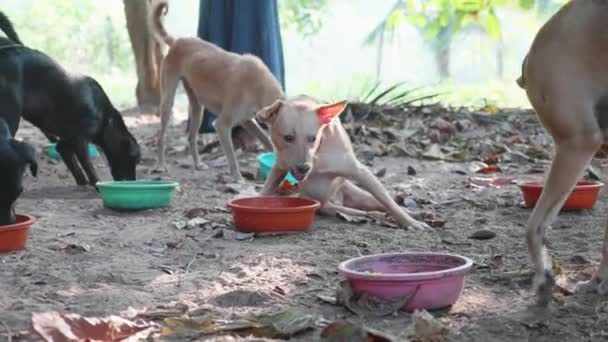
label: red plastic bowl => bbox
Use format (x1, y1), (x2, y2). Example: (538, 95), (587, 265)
(0, 214), (35, 253)
(227, 196), (320, 233)
(519, 181), (603, 210)
(339, 252), (473, 311)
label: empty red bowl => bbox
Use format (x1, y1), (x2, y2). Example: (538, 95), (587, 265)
(227, 196), (320, 233)
(339, 252), (473, 311)
(0, 214), (35, 253)
(519, 181), (603, 210)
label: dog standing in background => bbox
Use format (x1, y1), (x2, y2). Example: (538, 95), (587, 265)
(149, 0), (282, 181)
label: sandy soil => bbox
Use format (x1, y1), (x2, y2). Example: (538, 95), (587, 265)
(2, 102), (608, 341)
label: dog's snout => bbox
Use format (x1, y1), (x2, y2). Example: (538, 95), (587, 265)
(296, 163), (311, 174)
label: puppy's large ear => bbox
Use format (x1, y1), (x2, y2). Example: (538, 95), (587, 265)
(256, 99), (283, 123)
(316, 101), (348, 125)
(11, 140), (38, 177)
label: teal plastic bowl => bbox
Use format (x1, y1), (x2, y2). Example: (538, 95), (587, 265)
(256, 152), (298, 184)
(47, 143), (99, 160)
(96, 181), (179, 211)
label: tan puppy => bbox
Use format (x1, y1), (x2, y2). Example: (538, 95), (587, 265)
(149, 0), (282, 180)
(518, 0), (608, 305)
(257, 95), (429, 230)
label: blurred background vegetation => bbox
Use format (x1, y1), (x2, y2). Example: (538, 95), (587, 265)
(2, 0), (566, 110)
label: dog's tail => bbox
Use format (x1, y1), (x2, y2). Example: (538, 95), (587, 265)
(516, 54), (528, 89)
(0, 11), (22, 45)
(149, 0), (175, 47)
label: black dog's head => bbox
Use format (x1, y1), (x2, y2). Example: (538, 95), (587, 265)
(100, 112), (141, 181)
(0, 119), (37, 225)
(82, 77), (141, 182)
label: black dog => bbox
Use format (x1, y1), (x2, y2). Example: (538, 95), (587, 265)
(0, 12), (140, 186)
(0, 118), (36, 225)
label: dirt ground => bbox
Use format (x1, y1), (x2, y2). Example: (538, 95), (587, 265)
(2, 101), (608, 341)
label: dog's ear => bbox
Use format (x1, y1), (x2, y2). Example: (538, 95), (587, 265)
(316, 101), (348, 125)
(256, 99), (283, 123)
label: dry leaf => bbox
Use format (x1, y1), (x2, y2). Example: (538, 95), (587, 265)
(336, 280), (420, 316)
(336, 212), (368, 224)
(468, 229), (497, 240)
(405, 310), (450, 342)
(468, 177), (514, 189)
(422, 144), (446, 160)
(49, 243), (91, 253)
(320, 320), (395, 342)
(32, 311), (156, 342)
(162, 308), (315, 339)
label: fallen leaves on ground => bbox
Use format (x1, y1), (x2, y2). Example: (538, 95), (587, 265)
(335, 280), (419, 316)
(48, 243), (91, 253)
(405, 310), (451, 342)
(467, 177), (514, 189)
(213, 228), (255, 241)
(173, 217), (211, 230)
(161, 307), (316, 339)
(468, 229), (497, 240)
(320, 320), (396, 342)
(32, 311), (157, 342)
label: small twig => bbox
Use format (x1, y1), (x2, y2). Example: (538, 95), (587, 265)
(184, 253), (197, 274)
(177, 253), (197, 288)
(0, 319), (12, 342)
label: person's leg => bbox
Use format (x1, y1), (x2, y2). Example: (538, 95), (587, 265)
(195, 0), (285, 134)
(195, 0), (233, 133)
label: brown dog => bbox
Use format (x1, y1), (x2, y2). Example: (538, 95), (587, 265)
(149, 0), (282, 180)
(257, 95), (429, 229)
(518, 0), (608, 305)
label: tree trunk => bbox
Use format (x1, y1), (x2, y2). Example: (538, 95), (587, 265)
(124, 0), (161, 109)
(434, 44), (451, 80)
(496, 35), (504, 80)
(375, 24), (385, 81)
(433, 27), (452, 81)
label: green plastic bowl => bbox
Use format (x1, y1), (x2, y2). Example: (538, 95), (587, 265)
(96, 181), (179, 211)
(47, 143), (99, 160)
(256, 152), (298, 184)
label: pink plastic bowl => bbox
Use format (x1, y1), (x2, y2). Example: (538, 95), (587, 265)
(338, 252), (473, 311)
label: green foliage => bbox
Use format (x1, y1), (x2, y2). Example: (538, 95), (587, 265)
(5, 0), (136, 106)
(359, 82), (440, 107)
(279, 0), (327, 38)
(393, 0), (569, 42)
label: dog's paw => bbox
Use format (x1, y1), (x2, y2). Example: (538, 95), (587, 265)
(533, 269), (555, 307)
(406, 219), (431, 230)
(575, 276), (608, 295)
(194, 162), (209, 171)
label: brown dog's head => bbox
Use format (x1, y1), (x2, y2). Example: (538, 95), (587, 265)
(256, 95), (347, 181)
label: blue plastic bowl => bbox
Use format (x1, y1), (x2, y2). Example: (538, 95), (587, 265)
(47, 143), (99, 160)
(256, 152), (298, 184)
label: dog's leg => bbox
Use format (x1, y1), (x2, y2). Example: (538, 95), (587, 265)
(242, 119), (273, 151)
(154, 63), (180, 172)
(183, 81), (204, 170)
(215, 115), (242, 181)
(576, 220), (608, 294)
(527, 139), (600, 305)
(318, 200), (369, 217)
(56, 140), (88, 185)
(340, 180), (386, 212)
(73, 140), (99, 186)
(345, 162), (428, 229)
(261, 165), (288, 195)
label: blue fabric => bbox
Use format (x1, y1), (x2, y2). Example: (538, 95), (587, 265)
(196, 0), (285, 133)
